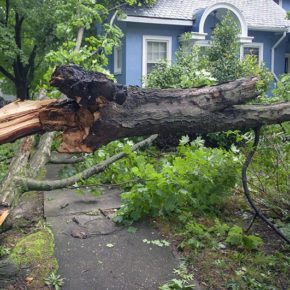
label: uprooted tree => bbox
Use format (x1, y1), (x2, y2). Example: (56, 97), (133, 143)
(2, 65), (289, 151)
(0, 64), (289, 205)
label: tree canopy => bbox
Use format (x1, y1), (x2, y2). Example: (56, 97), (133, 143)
(0, 0), (156, 100)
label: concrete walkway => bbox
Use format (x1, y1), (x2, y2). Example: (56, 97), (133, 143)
(44, 164), (182, 290)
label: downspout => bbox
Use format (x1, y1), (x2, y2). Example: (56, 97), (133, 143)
(271, 31), (287, 81)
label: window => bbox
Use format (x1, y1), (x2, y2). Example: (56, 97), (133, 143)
(114, 46), (122, 74)
(143, 36), (172, 77)
(240, 43), (263, 64)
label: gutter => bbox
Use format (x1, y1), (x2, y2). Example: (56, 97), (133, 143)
(271, 31), (287, 81)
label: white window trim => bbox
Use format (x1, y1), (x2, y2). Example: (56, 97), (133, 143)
(142, 35), (172, 78)
(240, 42), (264, 64)
(114, 46), (122, 75)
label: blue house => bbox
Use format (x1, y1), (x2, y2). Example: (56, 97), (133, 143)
(108, 0), (290, 86)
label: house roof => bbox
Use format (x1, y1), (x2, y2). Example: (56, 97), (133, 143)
(124, 0), (290, 31)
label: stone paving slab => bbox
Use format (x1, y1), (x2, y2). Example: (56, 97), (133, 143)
(44, 187), (185, 290)
(44, 186), (122, 217)
(47, 213), (178, 290)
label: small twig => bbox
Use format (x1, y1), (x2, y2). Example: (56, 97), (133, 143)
(242, 126), (290, 244)
(0, 156), (13, 163)
(245, 213), (258, 233)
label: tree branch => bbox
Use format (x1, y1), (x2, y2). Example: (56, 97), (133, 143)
(25, 45), (37, 83)
(15, 13), (24, 49)
(74, 27), (84, 52)
(0, 66), (15, 83)
(0, 66), (289, 152)
(16, 134), (158, 191)
(5, 0), (10, 26)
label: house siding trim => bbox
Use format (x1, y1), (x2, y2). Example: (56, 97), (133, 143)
(121, 16), (193, 26)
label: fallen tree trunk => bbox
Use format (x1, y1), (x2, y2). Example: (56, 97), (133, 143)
(0, 65), (289, 153)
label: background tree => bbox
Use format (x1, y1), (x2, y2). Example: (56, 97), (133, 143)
(0, 0), (156, 100)
(0, 0), (61, 100)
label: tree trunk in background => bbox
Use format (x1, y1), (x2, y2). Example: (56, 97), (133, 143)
(14, 76), (29, 101)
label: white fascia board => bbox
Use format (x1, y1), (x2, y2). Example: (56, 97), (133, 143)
(120, 16), (193, 26)
(248, 25), (288, 32)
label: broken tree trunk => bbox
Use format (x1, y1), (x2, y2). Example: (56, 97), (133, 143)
(1, 65), (289, 153)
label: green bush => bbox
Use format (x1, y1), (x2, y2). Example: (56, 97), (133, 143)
(225, 225), (263, 250)
(144, 46), (215, 89)
(207, 13), (242, 82)
(115, 138), (240, 223)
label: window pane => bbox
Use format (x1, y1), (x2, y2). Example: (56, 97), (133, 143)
(147, 41), (168, 63)
(147, 42), (153, 62)
(147, 63), (156, 74)
(243, 47), (260, 62)
(114, 46), (122, 73)
(117, 47), (122, 69)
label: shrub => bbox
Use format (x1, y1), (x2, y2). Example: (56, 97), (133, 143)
(225, 225), (263, 250)
(115, 138), (240, 223)
(207, 13), (242, 82)
(144, 46), (215, 89)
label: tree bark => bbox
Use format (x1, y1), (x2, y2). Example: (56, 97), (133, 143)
(0, 136), (34, 206)
(0, 65), (289, 152)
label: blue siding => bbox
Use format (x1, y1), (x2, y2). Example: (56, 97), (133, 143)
(286, 34), (290, 54)
(249, 30), (287, 76)
(192, 9), (205, 32)
(282, 0), (290, 11)
(124, 22), (190, 86)
(107, 10), (289, 86)
(108, 22), (127, 84)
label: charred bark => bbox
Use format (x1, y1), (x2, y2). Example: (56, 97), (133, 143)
(0, 65), (289, 153)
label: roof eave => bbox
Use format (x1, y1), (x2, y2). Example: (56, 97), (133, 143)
(119, 15), (193, 26)
(248, 25), (289, 32)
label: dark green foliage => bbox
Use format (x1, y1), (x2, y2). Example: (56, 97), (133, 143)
(0, 143), (18, 183)
(207, 13), (242, 82)
(248, 124), (290, 221)
(114, 139), (240, 223)
(0, 0), (156, 99)
(225, 225), (263, 250)
(145, 46), (215, 89)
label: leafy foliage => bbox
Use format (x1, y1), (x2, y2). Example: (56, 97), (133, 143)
(0, 143), (18, 183)
(225, 226), (263, 250)
(114, 139), (240, 223)
(272, 74), (290, 101)
(0, 0), (156, 98)
(44, 272), (64, 290)
(145, 13), (272, 95)
(206, 13), (241, 83)
(248, 124), (289, 221)
(0, 246), (11, 258)
(144, 46), (215, 89)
